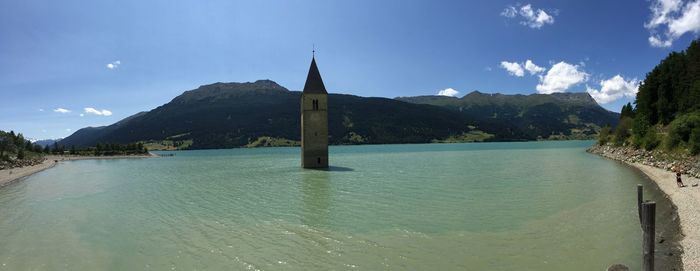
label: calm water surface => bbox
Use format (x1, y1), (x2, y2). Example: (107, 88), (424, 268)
(0, 141), (676, 270)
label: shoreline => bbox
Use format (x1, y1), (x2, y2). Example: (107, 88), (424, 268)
(0, 154), (157, 188)
(590, 145), (699, 270)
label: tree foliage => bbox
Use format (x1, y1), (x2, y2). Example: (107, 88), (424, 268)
(635, 39), (700, 127)
(0, 130), (44, 161)
(619, 39), (700, 155)
(598, 126), (611, 145)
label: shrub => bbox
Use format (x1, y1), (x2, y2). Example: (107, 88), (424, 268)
(691, 127), (700, 155)
(642, 128), (661, 151)
(666, 113), (700, 150)
(614, 117), (633, 146)
(598, 126), (611, 145)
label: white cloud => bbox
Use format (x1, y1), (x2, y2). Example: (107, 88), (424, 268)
(586, 75), (640, 104)
(500, 59), (544, 76)
(645, 0), (700, 47)
(536, 62), (589, 94)
(437, 88), (460, 97)
(84, 107), (113, 116)
(502, 4), (555, 29)
(66, 128), (72, 132)
(500, 61), (525, 77)
(106, 60), (121, 69)
(501, 6), (517, 18)
(524, 59), (545, 75)
(649, 35), (674, 47)
(79, 113), (84, 117)
(38, 108), (44, 112)
(54, 108), (71, 113)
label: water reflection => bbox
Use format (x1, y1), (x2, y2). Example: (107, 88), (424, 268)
(300, 170), (332, 228)
(325, 166), (354, 172)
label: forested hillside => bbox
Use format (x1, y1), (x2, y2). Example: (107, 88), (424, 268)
(601, 39), (700, 155)
(397, 91), (619, 140)
(60, 80), (620, 149)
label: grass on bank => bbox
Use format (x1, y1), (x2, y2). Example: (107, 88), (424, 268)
(140, 139), (193, 151)
(245, 136), (300, 147)
(432, 130), (495, 143)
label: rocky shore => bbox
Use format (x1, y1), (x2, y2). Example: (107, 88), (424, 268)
(0, 157), (45, 170)
(589, 144), (700, 270)
(588, 144), (700, 178)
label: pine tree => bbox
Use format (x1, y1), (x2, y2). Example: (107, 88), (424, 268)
(17, 148), (25, 160)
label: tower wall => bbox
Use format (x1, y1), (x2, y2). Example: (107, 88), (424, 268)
(301, 93), (328, 168)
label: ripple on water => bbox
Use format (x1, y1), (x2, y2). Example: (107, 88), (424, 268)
(0, 142), (681, 270)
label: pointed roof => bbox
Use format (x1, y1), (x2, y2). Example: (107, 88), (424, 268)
(303, 57), (327, 94)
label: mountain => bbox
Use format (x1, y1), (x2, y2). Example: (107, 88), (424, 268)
(396, 91), (619, 140)
(33, 139), (61, 147)
(61, 80), (484, 149)
(60, 80), (619, 149)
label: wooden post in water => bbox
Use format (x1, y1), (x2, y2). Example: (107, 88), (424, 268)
(641, 201), (656, 271)
(637, 184), (643, 223)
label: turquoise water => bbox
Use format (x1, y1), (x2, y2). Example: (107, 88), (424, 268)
(0, 141), (676, 270)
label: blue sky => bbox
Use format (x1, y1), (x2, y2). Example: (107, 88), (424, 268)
(1, 0), (699, 140)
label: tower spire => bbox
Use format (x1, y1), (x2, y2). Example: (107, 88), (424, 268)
(302, 54), (327, 94)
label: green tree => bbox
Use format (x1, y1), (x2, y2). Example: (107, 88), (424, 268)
(0, 137), (7, 158)
(690, 127), (700, 155)
(620, 103), (635, 119)
(642, 128), (661, 151)
(15, 133), (25, 147)
(598, 126), (611, 145)
(614, 117), (633, 146)
(17, 148), (25, 160)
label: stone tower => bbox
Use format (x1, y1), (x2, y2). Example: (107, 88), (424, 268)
(301, 56), (329, 168)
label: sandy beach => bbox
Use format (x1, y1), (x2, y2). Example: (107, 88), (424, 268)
(0, 154), (156, 188)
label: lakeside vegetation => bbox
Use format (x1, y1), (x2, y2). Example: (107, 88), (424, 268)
(432, 130), (495, 143)
(245, 136), (299, 147)
(0, 130), (45, 168)
(0, 129), (151, 170)
(140, 139), (193, 151)
(599, 39), (700, 156)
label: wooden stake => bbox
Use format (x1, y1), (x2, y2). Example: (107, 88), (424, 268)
(637, 184), (643, 224)
(641, 201), (656, 271)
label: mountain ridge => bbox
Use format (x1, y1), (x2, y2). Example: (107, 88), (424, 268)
(60, 80), (619, 149)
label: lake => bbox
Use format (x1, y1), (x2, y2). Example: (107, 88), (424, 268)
(0, 141), (677, 270)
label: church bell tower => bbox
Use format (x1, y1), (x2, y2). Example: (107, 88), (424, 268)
(301, 55), (329, 168)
